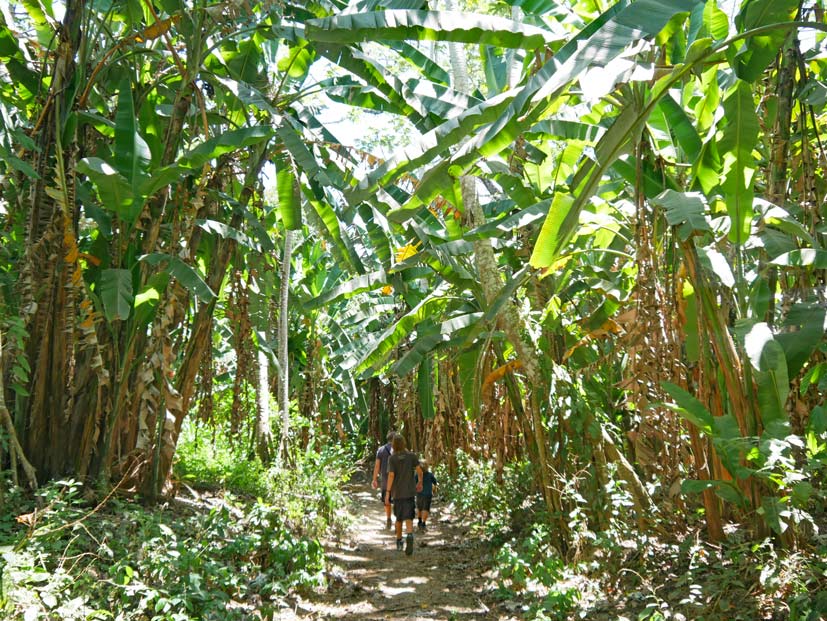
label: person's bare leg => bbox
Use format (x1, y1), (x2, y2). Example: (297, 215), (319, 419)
(421, 509), (429, 526)
(404, 518), (414, 555)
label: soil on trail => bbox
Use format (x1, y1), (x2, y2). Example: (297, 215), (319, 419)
(277, 482), (503, 621)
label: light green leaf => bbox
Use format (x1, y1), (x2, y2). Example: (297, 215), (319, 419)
(306, 10), (562, 49)
(770, 248), (827, 268)
(719, 80), (758, 244)
(275, 153), (302, 230)
(77, 158), (137, 222)
(652, 190), (712, 240)
(178, 126), (274, 169)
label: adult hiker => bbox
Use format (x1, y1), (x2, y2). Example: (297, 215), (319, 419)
(385, 433), (423, 555)
(371, 430), (396, 529)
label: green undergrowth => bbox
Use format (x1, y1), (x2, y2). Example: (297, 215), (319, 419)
(438, 452), (827, 621)
(0, 426), (354, 620)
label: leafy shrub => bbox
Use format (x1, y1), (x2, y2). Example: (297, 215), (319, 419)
(494, 523), (580, 620)
(0, 479), (327, 621)
(436, 450), (536, 542)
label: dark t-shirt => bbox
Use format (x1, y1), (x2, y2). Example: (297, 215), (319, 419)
(416, 471), (438, 497)
(388, 450), (419, 499)
(376, 443), (392, 489)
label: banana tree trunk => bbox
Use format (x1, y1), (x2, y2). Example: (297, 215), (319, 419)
(278, 229), (297, 464)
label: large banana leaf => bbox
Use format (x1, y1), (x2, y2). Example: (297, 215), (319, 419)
(353, 282), (452, 375)
(139, 253), (216, 302)
(733, 0), (798, 82)
(349, 0), (701, 218)
(718, 80), (758, 245)
(275, 153), (303, 230)
(305, 11), (562, 49)
(744, 322), (790, 434)
(114, 77), (151, 192)
(391, 312), (483, 376)
(99, 268), (134, 322)
(418, 355), (435, 420)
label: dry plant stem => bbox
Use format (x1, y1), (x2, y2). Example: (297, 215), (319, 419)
(0, 334), (38, 489)
(31, 467), (132, 539)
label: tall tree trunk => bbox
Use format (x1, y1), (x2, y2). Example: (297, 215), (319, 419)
(443, 0), (564, 543)
(278, 229), (297, 464)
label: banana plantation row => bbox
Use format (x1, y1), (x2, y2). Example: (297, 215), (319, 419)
(0, 0), (825, 552)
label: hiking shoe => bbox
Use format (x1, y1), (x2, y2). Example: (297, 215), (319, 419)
(396, 538), (403, 551)
(386, 518), (392, 530)
(421, 523), (427, 531)
(405, 533), (414, 556)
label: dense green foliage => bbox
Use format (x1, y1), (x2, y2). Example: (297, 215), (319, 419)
(2, 0), (827, 618)
(439, 455), (827, 621)
(0, 435), (354, 620)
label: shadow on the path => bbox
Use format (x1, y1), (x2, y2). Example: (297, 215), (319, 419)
(283, 485), (498, 621)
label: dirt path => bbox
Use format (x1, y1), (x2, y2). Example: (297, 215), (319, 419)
(277, 482), (504, 621)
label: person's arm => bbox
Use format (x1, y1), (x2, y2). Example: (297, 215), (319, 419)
(385, 471), (395, 505)
(415, 465), (424, 493)
(372, 457), (381, 489)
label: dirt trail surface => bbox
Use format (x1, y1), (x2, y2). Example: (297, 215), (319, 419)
(276, 483), (503, 621)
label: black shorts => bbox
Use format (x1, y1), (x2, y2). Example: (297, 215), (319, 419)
(393, 497), (416, 521)
(380, 489), (392, 505)
(416, 495), (432, 512)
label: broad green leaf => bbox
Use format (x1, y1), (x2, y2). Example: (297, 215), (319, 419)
(305, 11), (562, 50)
(662, 381), (715, 434)
(465, 199), (551, 241)
(656, 93), (701, 162)
(275, 154), (302, 230)
(196, 219), (259, 251)
(178, 126), (274, 169)
(770, 248), (827, 268)
(758, 495), (788, 535)
(212, 76), (279, 115)
(530, 193), (575, 269)
(483, 45), (509, 95)
(760, 202), (817, 247)
(349, 1), (702, 210)
(354, 283), (451, 374)
(77, 158), (137, 222)
(99, 269), (134, 322)
(385, 40), (450, 85)
(744, 322), (789, 429)
(391, 312), (483, 376)
(719, 80), (758, 244)
(703, 0), (729, 40)
(696, 246), (734, 288)
(114, 77), (151, 190)
(139, 253), (216, 302)
(734, 0), (798, 82)
(305, 182), (365, 275)
(304, 270), (389, 310)
(313, 43), (427, 129)
(776, 305), (827, 377)
(277, 43), (314, 79)
(418, 357), (435, 420)
(682, 479), (746, 507)
(653, 191), (712, 241)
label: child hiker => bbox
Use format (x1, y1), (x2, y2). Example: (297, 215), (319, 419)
(371, 431), (396, 530)
(415, 459), (438, 531)
(385, 433), (423, 555)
